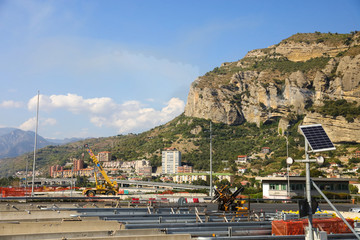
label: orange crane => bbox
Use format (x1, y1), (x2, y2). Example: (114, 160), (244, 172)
(82, 144), (118, 197)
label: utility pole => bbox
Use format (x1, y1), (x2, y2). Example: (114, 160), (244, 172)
(286, 125), (290, 198)
(209, 121), (213, 197)
(31, 91), (40, 197)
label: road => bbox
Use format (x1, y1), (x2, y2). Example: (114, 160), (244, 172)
(246, 202), (357, 213)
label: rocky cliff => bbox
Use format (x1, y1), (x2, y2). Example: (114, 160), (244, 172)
(185, 32), (360, 143)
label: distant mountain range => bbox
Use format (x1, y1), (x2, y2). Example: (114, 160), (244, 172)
(0, 128), (82, 159)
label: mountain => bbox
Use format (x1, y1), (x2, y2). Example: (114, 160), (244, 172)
(1, 32), (359, 177)
(0, 128), (18, 136)
(0, 129), (52, 159)
(45, 137), (84, 145)
(0, 128), (83, 159)
(184, 32), (360, 143)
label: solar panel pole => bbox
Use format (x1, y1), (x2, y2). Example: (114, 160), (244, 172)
(305, 140), (314, 240)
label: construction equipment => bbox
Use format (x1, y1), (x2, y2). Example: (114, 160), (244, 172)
(82, 144), (119, 197)
(213, 185), (247, 212)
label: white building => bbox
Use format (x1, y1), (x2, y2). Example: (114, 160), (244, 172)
(256, 176), (353, 199)
(162, 148), (181, 174)
(173, 173), (233, 184)
(235, 155), (248, 164)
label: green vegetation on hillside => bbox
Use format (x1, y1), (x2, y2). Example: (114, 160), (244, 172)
(202, 56), (330, 89)
(312, 99), (360, 122)
(0, 113), (309, 178)
(243, 56), (330, 73)
(281, 32), (355, 46)
(1, 112), (357, 178)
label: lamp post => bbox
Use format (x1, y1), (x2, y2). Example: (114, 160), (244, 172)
(209, 121), (213, 197)
(286, 125), (290, 198)
(287, 153), (325, 240)
(31, 91), (40, 197)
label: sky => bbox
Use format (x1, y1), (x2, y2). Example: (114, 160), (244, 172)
(0, 0), (359, 140)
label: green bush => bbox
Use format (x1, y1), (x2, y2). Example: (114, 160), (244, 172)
(316, 99), (360, 122)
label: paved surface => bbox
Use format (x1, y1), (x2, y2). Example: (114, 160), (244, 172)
(247, 203), (358, 212)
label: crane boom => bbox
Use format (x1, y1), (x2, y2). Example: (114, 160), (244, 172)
(82, 144), (118, 196)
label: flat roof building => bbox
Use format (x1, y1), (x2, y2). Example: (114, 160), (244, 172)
(162, 148), (181, 174)
(256, 176), (355, 199)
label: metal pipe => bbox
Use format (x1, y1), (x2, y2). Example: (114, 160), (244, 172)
(167, 229), (272, 237)
(305, 140), (313, 240)
(125, 221), (271, 229)
(311, 179), (360, 240)
(31, 91), (40, 197)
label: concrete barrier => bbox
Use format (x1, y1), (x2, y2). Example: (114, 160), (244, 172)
(0, 210), (78, 221)
(0, 220), (121, 235)
(62, 234), (192, 240)
(0, 229), (164, 240)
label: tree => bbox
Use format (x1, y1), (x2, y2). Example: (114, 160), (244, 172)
(192, 179), (208, 186)
(216, 179), (231, 188)
(300, 169), (325, 177)
(349, 184), (359, 194)
(76, 176), (90, 187)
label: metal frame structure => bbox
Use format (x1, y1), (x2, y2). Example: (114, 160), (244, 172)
(289, 124), (337, 240)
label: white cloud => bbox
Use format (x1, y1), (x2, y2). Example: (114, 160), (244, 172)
(0, 100), (23, 108)
(18, 117), (57, 131)
(106, 97), (185, 133)
(28, 93), (117, 114)
(26, 93), (185, 134)
(18, 117), (36, 131)
(43, 118), (57, 126)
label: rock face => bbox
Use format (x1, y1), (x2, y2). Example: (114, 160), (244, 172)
(303, 113), (360, 143)
(184, 32), (360, 143)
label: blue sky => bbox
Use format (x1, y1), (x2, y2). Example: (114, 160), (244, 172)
(0, 0), (359, 139)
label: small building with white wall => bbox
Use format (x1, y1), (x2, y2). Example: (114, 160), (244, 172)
(256, 176), (353, 199)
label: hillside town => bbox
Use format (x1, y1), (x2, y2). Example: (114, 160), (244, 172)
(11, 146), (357, 198)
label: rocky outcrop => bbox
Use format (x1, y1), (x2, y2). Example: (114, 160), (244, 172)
(274, 42), (348, 62)
(184, 81), (244, 125)
(184, 32), (360, 143)
(303, 112), (360, 143)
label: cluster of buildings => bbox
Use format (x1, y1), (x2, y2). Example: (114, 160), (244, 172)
(48, 146), (360, 195)
(50, 159), (93, 178)
(49, 146), (268, 182)
(50, 152), (152, 178)
(44, 145), (360, 199)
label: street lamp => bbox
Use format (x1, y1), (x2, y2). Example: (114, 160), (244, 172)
(285, 125), (290, 198)
(288, 124), (336, 240)
(209, 121), (213, 197)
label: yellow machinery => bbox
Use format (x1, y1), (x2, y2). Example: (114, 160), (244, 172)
(213, 185), (247, 212)
(82, 144), (119, 197)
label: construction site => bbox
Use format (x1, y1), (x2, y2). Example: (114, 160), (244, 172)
(2, 128), (360, 240)
(1, 186), (360, 240)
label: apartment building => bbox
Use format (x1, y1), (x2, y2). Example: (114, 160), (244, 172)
(98, 151), (111, 162)
(162, 148), (181, 174)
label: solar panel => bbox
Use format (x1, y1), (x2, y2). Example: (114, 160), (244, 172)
(300, 124), (336, 152)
